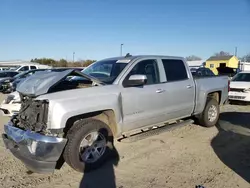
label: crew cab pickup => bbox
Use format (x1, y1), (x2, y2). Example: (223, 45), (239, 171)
(2, 55), (229, 173)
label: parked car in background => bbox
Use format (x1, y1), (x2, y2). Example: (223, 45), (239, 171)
(2, 55), (229, 174)
(191, 67), (215, 77)
(0, 71), (19, 81)
(229, 71), (250, 102)
(9, 64), (51, 72)
(217, 67), (238, 80)
(0, 67), (10, 71)
(0, 91), (20, 116)
(0, 69), (48, 93)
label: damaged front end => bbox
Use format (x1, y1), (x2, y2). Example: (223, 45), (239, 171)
(11, 94), (49, 133)
(2, 69), (103, 173)
(2, 92), (67, 173)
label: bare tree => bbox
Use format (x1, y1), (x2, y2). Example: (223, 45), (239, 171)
(241, 53), (250, 62)
(214, 51), (231, 56)
(186, 55), (202, 61)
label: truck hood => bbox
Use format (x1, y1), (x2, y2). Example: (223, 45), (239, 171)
(16, 69), (104, 97)
(230, 81), (250, 89)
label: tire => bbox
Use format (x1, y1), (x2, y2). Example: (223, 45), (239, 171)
(197, 98), (220, 127)
(63, 118), (114, 173)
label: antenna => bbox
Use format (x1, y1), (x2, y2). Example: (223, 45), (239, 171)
(125, 53), (132, 58)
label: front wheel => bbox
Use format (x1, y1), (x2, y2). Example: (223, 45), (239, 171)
(197, 98), (220, 127)
(63, 119), (114, 172)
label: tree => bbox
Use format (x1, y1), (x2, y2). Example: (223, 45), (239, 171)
(83, 59), (96, 67)
(214, 51), (231, 56)
(30, 57), (96, 67)
(186, 55), (202, 61)
(57, 59), (68, 67)
(241, 53), (250, 62)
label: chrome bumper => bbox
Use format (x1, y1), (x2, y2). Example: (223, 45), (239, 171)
(2, 122), (67, 173)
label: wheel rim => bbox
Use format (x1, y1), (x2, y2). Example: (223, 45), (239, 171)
(79, 131), (106, 163)
(208, 105), (218, 122)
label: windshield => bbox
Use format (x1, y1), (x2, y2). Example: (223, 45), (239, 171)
(232, 73), (250, 82)
(70, 59), (129, 84)
(13, 70), (30, 79)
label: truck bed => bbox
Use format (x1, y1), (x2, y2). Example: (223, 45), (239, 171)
(193, 75), (229, 115)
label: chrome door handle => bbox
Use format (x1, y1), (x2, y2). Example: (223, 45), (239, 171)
(156, 89), (165, 93)
(186, 85), (193, 89)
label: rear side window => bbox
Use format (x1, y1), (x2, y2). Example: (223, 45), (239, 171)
(30, 66), (37, 69)
(162, 59), (188, 82)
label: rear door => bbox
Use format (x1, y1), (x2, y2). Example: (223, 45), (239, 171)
(159, 59), (195, 119)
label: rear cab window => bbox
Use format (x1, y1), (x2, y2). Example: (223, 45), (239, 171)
(161, 59), (188, 82)
(19, 66), (29, 71)
(30, 66), (37, 70)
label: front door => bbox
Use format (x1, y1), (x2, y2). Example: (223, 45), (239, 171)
(121, 59), (167, 132)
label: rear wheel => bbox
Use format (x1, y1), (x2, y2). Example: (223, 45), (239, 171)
(63, 118), (114, 172)
(197, 98), (220, 127)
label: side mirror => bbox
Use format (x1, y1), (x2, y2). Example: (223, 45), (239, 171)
(123, 74), (147, 87)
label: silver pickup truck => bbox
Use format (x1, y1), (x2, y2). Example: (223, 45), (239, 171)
(2, 55), (229, 173)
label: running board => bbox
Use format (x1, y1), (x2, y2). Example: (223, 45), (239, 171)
(118, 119), (194, 143)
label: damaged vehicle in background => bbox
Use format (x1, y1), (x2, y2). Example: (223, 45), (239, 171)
(2, 55), (229, 174)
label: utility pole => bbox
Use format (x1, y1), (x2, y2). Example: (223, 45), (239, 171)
(120, 44), (124, 56)
(235, 47), (238, 57)
(73, 52), (75, 63)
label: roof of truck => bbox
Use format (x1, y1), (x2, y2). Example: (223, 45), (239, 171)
(102, 55), (185, 61)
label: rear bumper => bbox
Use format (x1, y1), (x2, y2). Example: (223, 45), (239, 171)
(2, 122), (67, 173)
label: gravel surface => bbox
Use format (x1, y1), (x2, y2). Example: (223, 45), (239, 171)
(0, 93), (250, 188)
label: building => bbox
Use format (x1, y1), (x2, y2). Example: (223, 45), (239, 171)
(186, 60), (205, 69)
(0, 60), (40, 67)
(205, 55), (239, 75)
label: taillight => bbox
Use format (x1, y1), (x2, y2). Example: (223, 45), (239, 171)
(228, 80), (230, 92)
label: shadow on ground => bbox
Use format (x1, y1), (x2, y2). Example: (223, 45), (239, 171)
(79, 146), (120, 188)
(211, 112), (250, 182)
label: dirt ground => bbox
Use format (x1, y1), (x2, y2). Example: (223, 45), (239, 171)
(0, 94), (250, 188)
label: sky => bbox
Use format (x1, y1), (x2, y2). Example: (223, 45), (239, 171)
(0, 0), (250, 61)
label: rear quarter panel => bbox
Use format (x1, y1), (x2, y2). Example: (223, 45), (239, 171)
(194, 76), (228, 115)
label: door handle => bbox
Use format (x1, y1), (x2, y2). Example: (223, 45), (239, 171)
(156, 89), (165, 93)
(186, 85), (193, 89)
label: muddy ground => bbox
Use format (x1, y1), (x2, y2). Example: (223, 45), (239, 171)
(0, 93), (250, 188)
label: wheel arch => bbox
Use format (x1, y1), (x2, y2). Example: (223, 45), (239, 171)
(63, 109), (118, 138)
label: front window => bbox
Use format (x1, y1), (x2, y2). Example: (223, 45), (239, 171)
(71, 59), (129, 84)
(232, 73), (250, 82)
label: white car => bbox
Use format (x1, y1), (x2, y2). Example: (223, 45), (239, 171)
(229, 71), (250, 102)
(0, 91), (21, 116)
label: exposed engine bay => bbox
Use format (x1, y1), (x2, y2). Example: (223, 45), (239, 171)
(11, 94), (49, 132)
(11, 70), (102, 133)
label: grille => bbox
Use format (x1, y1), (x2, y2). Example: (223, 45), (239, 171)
(230, 88), (245, 92)
(229, 96), (246, 100)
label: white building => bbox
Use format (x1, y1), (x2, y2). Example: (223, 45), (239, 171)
(186, 60), (205, 69)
